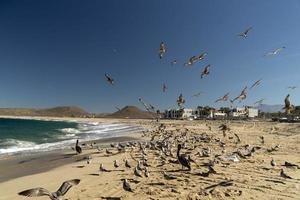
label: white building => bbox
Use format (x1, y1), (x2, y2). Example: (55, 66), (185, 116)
(229, 107), (258, 118)
(164, 108), (194, 119)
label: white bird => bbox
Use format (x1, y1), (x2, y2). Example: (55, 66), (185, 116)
(159, 42), (166, 59)
(264, 46), (286, 56)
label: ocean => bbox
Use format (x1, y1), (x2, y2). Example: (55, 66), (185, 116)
(0, 118), (143, 155)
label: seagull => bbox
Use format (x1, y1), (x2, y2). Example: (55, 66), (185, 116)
(280, 169), (292, 179)
(283, 94), (292, 114)
(177, 144), (191, 170)
(231, 86), (247, 103)
(171, 59), (177, 65)
(163, 83), (167, 93)
(237, 27), (252, 38)
(177, 94), (185, 107)
(287, 86), (297, 90)
(100, 164), (111, 172)
(271, 158), (276, 167)
(105, 73), (114, 85)
(134, 167), (143, 177)
(159, 42), (166, 59)
(125, 159), (131, 168)
(264, 46), (286, 56)
(215, 92), (230, 103)
(123, 179), (133, 192)
(250, 79), (262, 89)
(185, 52), (207, 66)
(192, 92), (203, 97)
(254, 98), (265, 105)
(18, 179), (80, 200)
(144, 167), (150, 178)
(75, 140), (82, 154)
(114, 160), (120, 168)
(201, 64), (210, 79)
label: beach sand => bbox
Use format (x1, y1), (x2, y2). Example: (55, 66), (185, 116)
(0, 117), (300, 199)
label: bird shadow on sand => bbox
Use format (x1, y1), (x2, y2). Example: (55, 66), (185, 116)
(73, 165), (85, 168)
(101, 197), (121, 200)
(88, 173), (100, 176)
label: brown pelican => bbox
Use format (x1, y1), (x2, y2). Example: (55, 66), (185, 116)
(264, 46), (286, 56)
(250, 79), (262, 89)
(159, 42), (166, 59)
(201, 64), (210, 79)
(177, 94), (185, 107)
(123, 179), (133, 192)
(231, 86), (247, 103)
(75, 140), (82, 154)
(238, 27), (252, 38)
(284, 94), (292, 114)
(18, 179), (80, 200)
(177, 144), (191, 170)
(163, 83), (167, 93)
(105, 73), (114, 85)
(215, 92), (230, 103)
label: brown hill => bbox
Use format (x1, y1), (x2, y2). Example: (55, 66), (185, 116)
(106, 106), (156, 119)
(0, 106), (89, 117)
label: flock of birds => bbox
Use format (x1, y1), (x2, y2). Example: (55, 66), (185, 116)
(103, 26), (297, 115)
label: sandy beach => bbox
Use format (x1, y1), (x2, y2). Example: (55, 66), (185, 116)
(0, 117), (300, 200)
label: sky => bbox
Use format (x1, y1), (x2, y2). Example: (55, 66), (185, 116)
(0, 0), (300, 113)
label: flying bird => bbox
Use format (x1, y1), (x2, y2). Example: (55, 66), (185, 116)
(264, 46), (286, 56)
(237, 27), (252, 38)
(171, 59), (177, 65)
(250, 79), (262, 89)
(163, 83), (167, 93)
(18, 179), (80, 200)
(231, 86), (247, 103)
(192, 92), (203, 97)
(201, 64), (210, 79)
(105, 74), (114, 85)
(185, 52), (207, 66)
(177, 94), (185, 107)
(283, 94), (293, 114)
(287, 86), (297, 90)
(215, 92), (230, 103)
(159, 42), (166, 59)
(254, 98), (265, 105)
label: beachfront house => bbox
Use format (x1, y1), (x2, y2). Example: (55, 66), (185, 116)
(229, 107), (258, 118)
(164, 108), (194, 119)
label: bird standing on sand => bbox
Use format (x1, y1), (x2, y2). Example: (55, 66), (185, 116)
(280, 169), (292, 179)
(264, 46), (286, 56)
(250, 79), (262, 89)
(134, 166), (143, 177)
(177, 144), (191, 171)
(163, 83), (167, 93)
(114, 160), (120, 168)
(123, 179), (133, 192)
(237, 27), (252, 38)
(125, 159), (131, 168)
(284, 94), (293, 114)
(18, 179), (80, 200)
(100, 164), (111, 172)
(75, 140), (82, 154)
(105, 74), (114, 85)
(144, 167), (150, 177)
(201, 64), (210, 79)
(271, 158), (276, 167)
(215, 92), (230, 103)
(159, 42), (166, 59)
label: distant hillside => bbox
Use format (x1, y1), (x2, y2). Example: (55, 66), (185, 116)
(255, 104), (283, 113)
(106, 105), (156, 119)
(0, 106), (89, 117)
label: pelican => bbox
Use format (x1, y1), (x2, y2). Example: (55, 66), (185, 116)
(254, 98), (265, 105)
(134, 167), (143, 177)
(250, 79), (262, 89)
(177, 94), (185, 107)
(185, 52), (207, 66)
(75, 140), (82, 154)
(192, 92), (203, 97)
(238, 27), (252, 38)
(177, 144), (191, 170)
(264, 46), (286, 56)
(159, 42), (166, 59)
(105, 73), (114, 85)
(215, 92), (230, 103)
(283, 94), (292, 114)
(201, 64), (210, 79)
(287, 86), (297, 90)
(18, 179), (80, 200)
(231, 86), (247, 103)
(123, 179), (133, 192)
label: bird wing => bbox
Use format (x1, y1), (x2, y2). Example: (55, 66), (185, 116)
(244, 27), (252, 34)
(57, 179), (80, 196)
(18, 188), (51, 197)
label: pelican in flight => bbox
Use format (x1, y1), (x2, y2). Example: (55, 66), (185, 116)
(159, 42), (166, 59)
(105, 73), (114, 85)
(177, 94), (185, 107)
(185, 52), (207, 66)
(201, 64), (210, 79)
(287, 86), (297, 90)
(283, 94), (293, 114)
(254, 98), (265, 105)
(231, 87), (247, 103)
(264, 46), (286, 56)
(250, 79), (262, 89)
(237, 27), (252, 38)
(18, 179), (80, 200)
(163, 83), (167, 93)
(215, 92), (230, 103)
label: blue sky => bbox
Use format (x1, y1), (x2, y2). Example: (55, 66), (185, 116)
(0, 0), (300, 112)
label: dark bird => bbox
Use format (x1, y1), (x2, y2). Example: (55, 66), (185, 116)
(287, 86), (297, 90)
(125, 159), (131, 168)
(238, 27), (252, 38)
(231, 86), (247, 103)
(254, 98), (265, 105)
(280, 169), (292, 179)
(177, 94), (185, 107)
(177, 144), (191, 170)
(159, 42), (166, 59)
(134, 167), (143, 177)
(18, 179), (80, 200)
(75, 140), (82, 154)
(192, 92), (203, 97)
(283, 94), (293, 114)
(265, 46), (286, 56)
(144, 167), (150, 178)
(201, 64), (210, 79)
(271, 158), (276, 167)
(185, 52), (207, 66)
(219, 124), (230, 137)
(123, 179), (133, 192)
(163, 83), (167, 93)
(250, 79), (262, 89)
(215, 92), (230, 103)
(105, 74), (114, 85)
